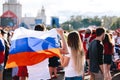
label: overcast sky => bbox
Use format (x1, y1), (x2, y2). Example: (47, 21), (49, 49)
(0, 0), (120, 24)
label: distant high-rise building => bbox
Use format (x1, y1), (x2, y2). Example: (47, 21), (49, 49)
(36, 6), (46, 24)
(21, 6), (46, 29)
(3, 0), (22, 22)
(1, 0), (46, 29)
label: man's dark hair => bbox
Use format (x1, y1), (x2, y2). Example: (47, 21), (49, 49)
(96, 27), (105, 36)
(34, 24), (46, 31)
(85, 29), (92, 34)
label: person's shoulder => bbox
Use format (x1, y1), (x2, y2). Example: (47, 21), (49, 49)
(90, 40), (101, 47)
(90, 40), (97, 44)
(95, 39), (100, 43)
(97, 41), (103, 48)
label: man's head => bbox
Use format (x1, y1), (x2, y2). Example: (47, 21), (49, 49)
(85, 29), (92, 38)
(34, 24), (46, 31)
(85, 29), (92, 34)
(96, 27), (105, 40)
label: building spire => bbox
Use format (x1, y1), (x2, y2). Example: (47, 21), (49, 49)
(41, 6), (45, 14)
(37, 6), (46, 17)
(36, 6), (46, 24)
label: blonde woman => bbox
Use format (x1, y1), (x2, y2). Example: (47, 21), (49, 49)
(61, 31), (85, 80)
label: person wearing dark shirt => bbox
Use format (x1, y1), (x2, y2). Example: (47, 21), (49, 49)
(103, 34), (114, 80)
(88, 27), (105, 80)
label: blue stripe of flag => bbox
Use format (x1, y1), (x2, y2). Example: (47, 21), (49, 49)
(10, 37), (59, 54)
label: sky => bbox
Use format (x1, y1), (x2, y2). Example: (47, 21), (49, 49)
(0, 0), (120, 24)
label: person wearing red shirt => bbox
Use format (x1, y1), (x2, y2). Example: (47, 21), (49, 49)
(103, 34), (114, 80)
(83, 29), (96, 80)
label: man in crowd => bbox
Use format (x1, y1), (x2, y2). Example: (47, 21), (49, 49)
(88, 27), (105, 80)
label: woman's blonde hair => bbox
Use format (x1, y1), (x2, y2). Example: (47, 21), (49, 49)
(67, 31), (85, 74)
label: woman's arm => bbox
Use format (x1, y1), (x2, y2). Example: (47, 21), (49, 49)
(56, 28), (68, 54)
(60, 55), (70, 67)
(56, 28), (69, 67)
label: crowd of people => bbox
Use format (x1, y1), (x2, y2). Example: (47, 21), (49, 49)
(0, 25), (120, 80)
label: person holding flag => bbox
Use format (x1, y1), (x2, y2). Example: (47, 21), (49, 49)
(27, 26), (68, 80)
(6, 24), (68, 80)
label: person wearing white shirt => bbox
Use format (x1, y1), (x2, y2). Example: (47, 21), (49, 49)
(61, 31), (85, 80)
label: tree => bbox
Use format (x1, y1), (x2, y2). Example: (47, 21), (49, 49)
(111, 17), (120, 30)
(61, 15), (120, 31)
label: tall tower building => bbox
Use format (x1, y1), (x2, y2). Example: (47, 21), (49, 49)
(3, 0), (22, 21)
(36, 6), (46, 24)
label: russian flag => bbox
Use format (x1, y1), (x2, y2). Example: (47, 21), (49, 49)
(0, 38), (5, 64)
(6, 28), (61, 68)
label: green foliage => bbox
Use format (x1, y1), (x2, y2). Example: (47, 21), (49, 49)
(61, 15), (120, 30)
(61, 16), (101, 30)
(111, 17), (120, 30)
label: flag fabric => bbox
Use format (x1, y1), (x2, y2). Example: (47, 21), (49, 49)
(6, 27), (61, 68)
(0, 38), (5, 64)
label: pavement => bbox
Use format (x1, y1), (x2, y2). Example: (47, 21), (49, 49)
(52, 70), (120, 80)
(5, 69), (120, 80)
